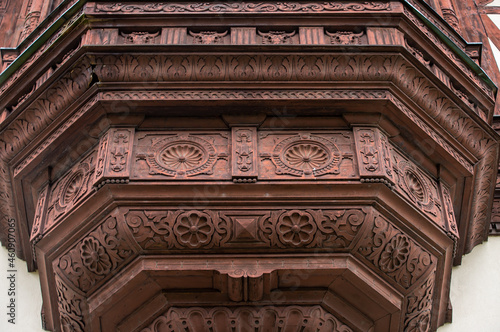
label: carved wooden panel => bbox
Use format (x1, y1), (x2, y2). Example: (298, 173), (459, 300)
(55, 274), (87, 332)
(356, 213), (436, 289)
(94, 128), (134, 187)
(30, 184), (49, 243)
(258, 131), (357, 179)
(142, 305), (354, 332)
(403, 272), (435, 332)
(133, 132), (230, 180)
(231, 127), (258, 181)
(123, 207), (370, 251)
(391, 148), (445, 230)
(45, 149), (97, 233)
(353, 127), (394, 185)
(56, 215), (136, 293)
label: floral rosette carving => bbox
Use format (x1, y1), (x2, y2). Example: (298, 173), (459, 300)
(277, 210), (317, 247)
(271, 135), (341, 177)
(145, 135), (219, 177)
(125, 209), (231, 250)
(393, 157), (442, 222)
(379, 234), (410, 272)
(174, 211), (215, 248)
(358, 215), (435, 288)
(57, 217), (135, 292)
(79, 237), (112, 275)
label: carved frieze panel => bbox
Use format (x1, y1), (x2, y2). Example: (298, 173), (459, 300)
(30, 184), (49, 244)
(326, 30), (366, 45)
(44, 150), (97, 233)
(55, 274), (87, 332)
(258, 131), (356, 179)
(189, 30), (229, 44)
(94, 128), (134, 187)
(357, 214), (436, 289)
(490, 198), (500, 235)
(120, 31), (160, 44)
(231, 127), (258, 181)
(403, 272), (435, 332)
(353, 127), (394, 185)
(142, 305), (354, 332)
(134, 132), (230, 179)
(391, 149), (444, 230)
(258, 30), (298, 44)
(56, 215), (136, 293)
(92, 2), (392, 14)
(123, 207), (371, 251)
(439, 183), (459, 239)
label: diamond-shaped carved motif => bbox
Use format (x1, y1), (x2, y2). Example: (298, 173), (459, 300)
(234, 217), (258, 241)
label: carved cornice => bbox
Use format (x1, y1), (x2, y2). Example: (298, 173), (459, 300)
(92, 1), (393, 13)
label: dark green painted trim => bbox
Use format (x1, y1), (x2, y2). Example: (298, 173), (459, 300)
(0, 0), (496, 95)
(403, 0), (498, 95)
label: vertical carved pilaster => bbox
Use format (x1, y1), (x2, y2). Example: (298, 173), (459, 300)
(232, 127), (258, 182)
(161, 27), (188, 44)
(94, 128), (134, 187)
(353, 127), (394, 186)
(439, 182), (459, 240)
(299, 27), (325, 44)
(30, 184), (50, 260)
(231, 28), (257, 44)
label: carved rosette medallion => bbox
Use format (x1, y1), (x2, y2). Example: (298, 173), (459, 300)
(79, 237), (112, 275)
(393, 155), (442, 225)
(60, 171), (85, 207)
(146, 135), (218, 177)
(277, 210), (317, 247)
(173, 211), (215, 248)
(272, 135), (341, 176)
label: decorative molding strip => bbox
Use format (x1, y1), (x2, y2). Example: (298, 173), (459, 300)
(93, 2), (392, 14)
(143, 305), (354, 332)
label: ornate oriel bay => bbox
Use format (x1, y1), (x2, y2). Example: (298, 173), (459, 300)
(0, 1), (498, 331)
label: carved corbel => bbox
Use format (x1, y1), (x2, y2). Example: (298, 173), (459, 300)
(231, 127), (258, 182)
(94, 128), (135, 188)
(353, 127), (395, 187)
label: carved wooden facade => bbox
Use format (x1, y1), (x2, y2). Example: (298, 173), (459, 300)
(0, 0), (499, 331)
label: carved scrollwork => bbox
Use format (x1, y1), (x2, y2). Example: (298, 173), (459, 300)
(392, 153), (442, 223)
(358, 214), (435, 288)
(57, 216), (135, 292)
(94, 2), (391, 14)
(271, 135), (341, 177)
(125, 208), (369, 250)
(404, 272), (435, 332)
(55, 275), (86, 332)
